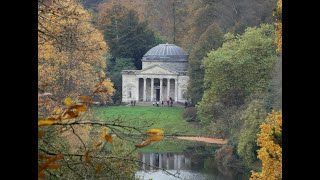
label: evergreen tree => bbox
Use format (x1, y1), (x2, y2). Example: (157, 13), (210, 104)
(104, 5), (158, 69)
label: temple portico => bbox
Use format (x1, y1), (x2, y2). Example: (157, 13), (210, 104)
(122, 44), (189, 103)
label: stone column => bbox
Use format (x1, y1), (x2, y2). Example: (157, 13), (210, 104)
(167, 78), (170, 100)
(143, 78), (147, 101)
(136, 78), (139, 101)
(159, 78), (163, 101)
(150, 153), (154, 170)
(142, 153), (146, 169)
(151, 78), (154, 101)
(174, 78), (178, 102)
(159, 154), (162, 168)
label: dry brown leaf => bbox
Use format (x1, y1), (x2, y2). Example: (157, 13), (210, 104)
(135, 140), (152, 148)
(38, 131), (45, 138)
(84, 151), (91, 164)
(95, 163), (103, 174)
(95, 142), (103, 148)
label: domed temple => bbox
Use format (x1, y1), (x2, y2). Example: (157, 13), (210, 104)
(122, 43), (189, 103)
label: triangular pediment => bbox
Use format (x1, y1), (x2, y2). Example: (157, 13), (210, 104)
(140, 65), (178, 75)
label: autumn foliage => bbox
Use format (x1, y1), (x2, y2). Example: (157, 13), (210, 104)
(250, 111), (282, 179)
(38, 1), (165, 179)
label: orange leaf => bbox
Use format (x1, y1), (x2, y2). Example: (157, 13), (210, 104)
(63, 110), (79, 119)
(47, 164), (61, 169)
(38, 171), (45, 179)
(104, 135), (113, 144)
(70, 105), (87, 112)
(95, 163), (103, 174)
(79, 96), (92, 101)
(38, 120), (55, 126)
(38, 131), (45, 138)
(38, 153), (47, 160)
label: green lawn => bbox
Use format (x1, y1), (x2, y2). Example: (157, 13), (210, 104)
(94, 106), (205, 136)
(94, 106), (212, 152)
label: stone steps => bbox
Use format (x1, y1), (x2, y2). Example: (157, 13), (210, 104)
(129, 101), (184, 107)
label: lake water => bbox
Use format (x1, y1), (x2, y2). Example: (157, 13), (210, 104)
(135, 149), (248, 180)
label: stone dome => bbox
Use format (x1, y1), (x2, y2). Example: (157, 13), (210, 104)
(143, 43), (188, 61)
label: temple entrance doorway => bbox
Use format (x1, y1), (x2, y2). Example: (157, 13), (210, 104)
(156, 89), (160, 101)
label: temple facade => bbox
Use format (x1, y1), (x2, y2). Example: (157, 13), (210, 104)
(122, 43), (189, 103)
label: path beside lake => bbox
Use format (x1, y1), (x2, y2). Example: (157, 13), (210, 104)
(171, 136), (227, 144)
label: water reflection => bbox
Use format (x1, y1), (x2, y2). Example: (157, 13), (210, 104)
(136, 152), (245, 180)
(140, 153), (191, 171)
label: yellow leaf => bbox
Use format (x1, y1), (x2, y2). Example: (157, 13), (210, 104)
(38, 120), (55, 126)
(102, 129), (107, 138)
(148, 135), (164, 142)
(147, 129), (164, 135)
(64, 97), (73, 105)
(105, 135), (113, 144)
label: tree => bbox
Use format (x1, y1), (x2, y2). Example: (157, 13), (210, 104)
(237, 100), (267, 168)
(38, 0), (112, 103)
(274, 0), (282, 54)
(197, 24), (277, 133)
(250, 111), (282, 179)
(99, 4), (158, 69)
(179, 0), (277, 51)
(187, 24), (224, 106)
(106, 57), (136, 104)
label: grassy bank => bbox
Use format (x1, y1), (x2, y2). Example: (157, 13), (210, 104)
(94, 106), (206, 136)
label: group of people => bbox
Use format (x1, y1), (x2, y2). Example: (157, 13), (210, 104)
(152, 97), (174, 107)
(130, 100), (136, 106)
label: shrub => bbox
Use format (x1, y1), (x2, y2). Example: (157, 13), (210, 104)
(214, 145), (245, 176)
(183, 107), (197, 122)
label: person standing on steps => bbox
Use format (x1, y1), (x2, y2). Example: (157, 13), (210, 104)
(167, 100), (170, 107)
(161, 100), (164, 107)
(133, 100), (136, 106)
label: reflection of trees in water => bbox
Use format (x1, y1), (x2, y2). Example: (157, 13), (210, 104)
(139, 144), (248, 179)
